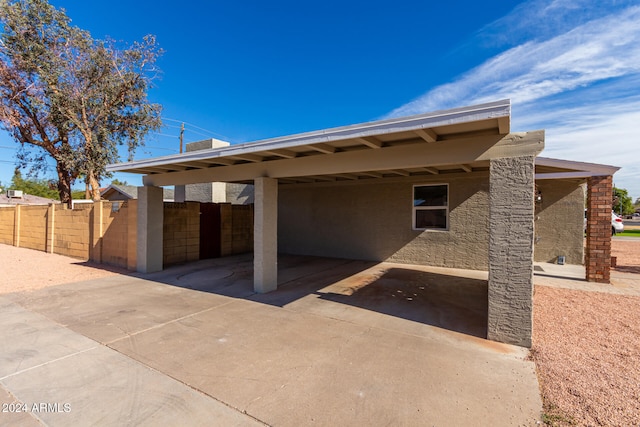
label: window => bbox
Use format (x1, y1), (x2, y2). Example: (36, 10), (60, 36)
(413, 184), (448, 230)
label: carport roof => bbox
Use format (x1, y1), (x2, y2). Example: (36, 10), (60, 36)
(535, 157), (620, 179)
(107, 99), (512, 183)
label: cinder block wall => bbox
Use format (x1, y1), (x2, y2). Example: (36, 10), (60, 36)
(0, 208), (15, 244)
(279, 173), (490, 270)
(221, 204), (253, 256)
(53, 204), (91, 259)
(533, 180), (585, 264)
(163, 202), (200, 266)
(19, 206), (48, 251)
(101, 202), (131, 268)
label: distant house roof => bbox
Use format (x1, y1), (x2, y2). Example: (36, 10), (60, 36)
(0, 192), (59, 206)
(100, 184), (174, 201)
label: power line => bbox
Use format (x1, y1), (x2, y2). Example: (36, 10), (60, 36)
(162, 117), (231, 141)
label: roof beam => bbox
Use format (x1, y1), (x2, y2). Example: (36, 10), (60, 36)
(358, 171), (384, 178)
(230, 153), (263, 163)
(308, 143), (336, 154)
(203, 158), (235, 166)
(141, 131), (544, 187)
(174, 161), (212, 169)
(332, 174), (359, 180)
(387, 169), (410, 176)
(460, 164), (473, 173)
(306, 175), (336, 181)
(498, 116), (510, 134)
(354, 137), (383, 149)
(414, 128), (438, 143)
(414, 167), (439, 175)
(264, 149), (297, 159)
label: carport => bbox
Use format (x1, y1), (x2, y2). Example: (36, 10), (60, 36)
(107, 99), (614, 347)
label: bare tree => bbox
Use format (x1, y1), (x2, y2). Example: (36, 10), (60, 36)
(0, 0), (162, 204)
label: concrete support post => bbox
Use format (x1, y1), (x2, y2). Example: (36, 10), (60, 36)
(254, 177), (278, 293)
(585, 176), (613, 283)
(137, 186), (164, 273)
(46, 203), (55, 254)
(127, 200), (138, 271)
(488, 156), (535, 348)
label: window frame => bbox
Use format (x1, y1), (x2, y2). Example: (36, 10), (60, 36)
(412, 183), (449, 231)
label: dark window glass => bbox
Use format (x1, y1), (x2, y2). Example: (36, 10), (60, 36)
(414, 185), (447, 207)
(415, 209), (447, 229)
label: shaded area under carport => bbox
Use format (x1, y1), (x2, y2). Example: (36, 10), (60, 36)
(3, 254), (540, 426)
(147, 254), (489, 338)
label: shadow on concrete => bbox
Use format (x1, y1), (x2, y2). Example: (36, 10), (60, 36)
(74, 260), (133, 276)
(315, 268), (488, 338)
(148, 253), (488, 339)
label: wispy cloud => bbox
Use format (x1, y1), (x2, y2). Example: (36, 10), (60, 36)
(386, 1), (640, 198)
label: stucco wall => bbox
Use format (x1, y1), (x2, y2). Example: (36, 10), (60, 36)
(278, 173), (490, 270)
(534, 180), (585, 264)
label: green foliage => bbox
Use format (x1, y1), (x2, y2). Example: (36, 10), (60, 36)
(110, 178), (129, 186)
(617, 230), (640, 238)
(9, 169), (58, 199)
(613, 187), (633, 216)
(0, 0), (162, 204)
(71, 189), (86, 199)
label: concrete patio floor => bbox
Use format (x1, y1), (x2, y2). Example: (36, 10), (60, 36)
(1, 254), (542, 426)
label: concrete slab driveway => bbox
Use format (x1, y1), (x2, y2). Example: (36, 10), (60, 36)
(1, 253), (542, 426)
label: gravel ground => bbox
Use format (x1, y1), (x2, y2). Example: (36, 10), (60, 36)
(0, 244), (126, 294)
(533, 239), (640, 426)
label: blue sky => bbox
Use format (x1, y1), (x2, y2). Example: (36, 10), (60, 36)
(1, 0), (639, 200)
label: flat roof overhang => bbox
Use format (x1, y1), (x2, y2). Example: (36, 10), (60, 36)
(534, 157), (620, 180)
(108, 100), (535, 186)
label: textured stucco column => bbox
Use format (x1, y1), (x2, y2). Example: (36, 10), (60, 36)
(254, 177), (278, 293)
(488, 156), (535, 347)
(137, 186), (164, 273)
(585, 176), (613, 283)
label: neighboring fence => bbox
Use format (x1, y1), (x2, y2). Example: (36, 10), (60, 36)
(0, 201), (253, 270)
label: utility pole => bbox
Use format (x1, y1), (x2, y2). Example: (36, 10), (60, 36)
(179, 123), (185, 153)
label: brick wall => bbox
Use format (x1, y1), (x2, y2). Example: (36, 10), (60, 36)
(585, 175), (613, 283)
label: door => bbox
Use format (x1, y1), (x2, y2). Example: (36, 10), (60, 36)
(199, 203), (221, 259)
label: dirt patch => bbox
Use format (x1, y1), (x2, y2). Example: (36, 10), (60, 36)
(533, 239), (640, 426)
(612, 239), (640, 274)
(0, 244), (126, 294)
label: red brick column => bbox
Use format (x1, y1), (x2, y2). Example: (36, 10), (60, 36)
(585, 175), (613, 283)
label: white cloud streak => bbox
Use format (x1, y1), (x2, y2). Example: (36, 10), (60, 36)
(385, 1), (640, 199)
